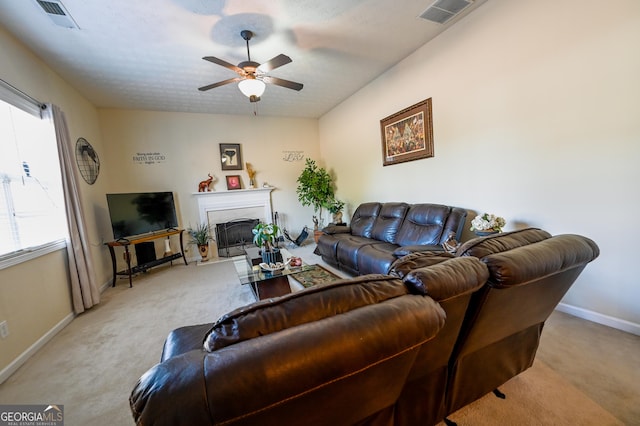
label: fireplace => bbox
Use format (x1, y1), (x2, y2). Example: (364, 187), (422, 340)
(215, 218), (259, 257)
(193, 187), (274, 260)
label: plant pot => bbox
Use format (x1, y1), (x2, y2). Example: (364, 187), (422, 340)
(198, 244), (209, 262)
(261, 248), (281, 265)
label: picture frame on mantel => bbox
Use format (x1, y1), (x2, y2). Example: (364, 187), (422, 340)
(226, 175), (242, 190)
(220, 143), (243, 170)
(380, 98), (433, 166)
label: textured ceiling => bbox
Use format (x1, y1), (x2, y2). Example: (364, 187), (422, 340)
(0, 0), (486, 118)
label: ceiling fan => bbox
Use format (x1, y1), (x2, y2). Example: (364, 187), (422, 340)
(198, 30), (303, 103)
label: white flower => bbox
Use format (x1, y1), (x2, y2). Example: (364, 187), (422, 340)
(470, 213), (506, 232)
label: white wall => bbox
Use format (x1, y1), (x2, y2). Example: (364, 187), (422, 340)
(319, 0), (640, 329)
(98, 109), (319, 262)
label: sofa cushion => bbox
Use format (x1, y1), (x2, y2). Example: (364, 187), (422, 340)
(356, 242), (400, 275)
(350, 202), (381, 238)
(370, 202), (409, 243)
(204, 274), (413, 351)
(395, 204), (451, 247)
(336, 235), (377, 273)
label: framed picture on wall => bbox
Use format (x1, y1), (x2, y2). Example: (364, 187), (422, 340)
(220, 143), (243, 170)
(226, 175), (242, 190)
(380, 98), (434, 166)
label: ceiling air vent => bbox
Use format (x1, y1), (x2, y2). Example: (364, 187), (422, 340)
(35, 0), (79, 29)
(419, 0), (473, 24)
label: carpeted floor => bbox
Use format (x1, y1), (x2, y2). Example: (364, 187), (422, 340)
(438, 361), (623, 426)
(0, 257), (254, 425)
(0, 243), (636, 425)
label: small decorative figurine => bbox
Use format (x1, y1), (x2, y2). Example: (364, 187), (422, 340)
(198, 173), (216, 192)
(246, 162), (257, 188)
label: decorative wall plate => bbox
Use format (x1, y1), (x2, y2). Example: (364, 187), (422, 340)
(75, 137), (100, 184)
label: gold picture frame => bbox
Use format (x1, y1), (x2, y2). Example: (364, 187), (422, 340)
(380, 98), (433, 166)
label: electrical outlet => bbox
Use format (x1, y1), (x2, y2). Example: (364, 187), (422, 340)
(0, 321), (8, 339)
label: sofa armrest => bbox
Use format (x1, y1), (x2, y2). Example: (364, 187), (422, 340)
(322, 225), (352, 235)
(401, 256), (489, 302)
(393, 244), (444, 258)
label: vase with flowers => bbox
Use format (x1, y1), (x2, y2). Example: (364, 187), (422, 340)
(252, 222), (281, 264)
(470, 213), (506, 236)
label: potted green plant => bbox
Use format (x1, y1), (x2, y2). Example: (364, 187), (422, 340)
(296, 158), (335, 230)
(188, 222), (213, 262)
(326, 198), (345, 225)
(252, 222), (280, 264)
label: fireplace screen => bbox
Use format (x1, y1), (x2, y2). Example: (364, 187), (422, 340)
(215, 218), (259, 257)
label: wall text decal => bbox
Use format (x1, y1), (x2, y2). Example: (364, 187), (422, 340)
(282, 151), (304, 162)
(133, 152), (167, 165)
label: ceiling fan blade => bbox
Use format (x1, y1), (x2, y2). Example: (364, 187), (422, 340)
(198, 77), (242, 92)
(257, 54), (292, 73)
(262, 76), (304, 91)
(203, 56), (244, 74)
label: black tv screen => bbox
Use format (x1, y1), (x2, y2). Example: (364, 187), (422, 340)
(106, 192), (179, 240)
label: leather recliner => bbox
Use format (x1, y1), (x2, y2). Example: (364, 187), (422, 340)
(316, 202), (467, 276)
(389, 228), (600, 424)
(130, 273), (463, 426)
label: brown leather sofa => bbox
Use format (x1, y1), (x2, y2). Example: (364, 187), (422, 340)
(316, 202), (467, 276)
(389, 228), (600, 424)
(130, 228), (599, 426)
(129, 262), (488, 426)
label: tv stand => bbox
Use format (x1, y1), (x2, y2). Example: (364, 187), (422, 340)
(106, 229), (187, 287)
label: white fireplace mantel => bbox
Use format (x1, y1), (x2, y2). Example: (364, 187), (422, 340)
(193, 187), (275, 225)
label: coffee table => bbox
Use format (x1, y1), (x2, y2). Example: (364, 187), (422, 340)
(234, 247), (318, 300)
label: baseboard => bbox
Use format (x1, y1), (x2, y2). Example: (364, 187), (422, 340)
(99, 278), (112, 293)
(0, 312), (75, 384)
(556, 303), (640, 336)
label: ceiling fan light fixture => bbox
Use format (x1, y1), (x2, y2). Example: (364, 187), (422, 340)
(238, 78), (266, 99)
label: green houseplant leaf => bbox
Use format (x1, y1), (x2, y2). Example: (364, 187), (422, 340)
(188, 222), (213, 246)
(296, 158), (335, 226)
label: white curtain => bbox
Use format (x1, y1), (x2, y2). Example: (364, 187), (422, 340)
(45, 104), (100, 313)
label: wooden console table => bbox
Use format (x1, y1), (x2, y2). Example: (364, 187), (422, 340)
(106, 229), (188, 287)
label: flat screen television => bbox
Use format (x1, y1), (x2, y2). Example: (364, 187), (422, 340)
(106, 192), (179, 240)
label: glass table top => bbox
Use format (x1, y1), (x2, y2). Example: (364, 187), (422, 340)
(233, 247), (312, 286)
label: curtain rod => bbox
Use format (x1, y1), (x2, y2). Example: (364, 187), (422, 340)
(0, 78), (46, 110)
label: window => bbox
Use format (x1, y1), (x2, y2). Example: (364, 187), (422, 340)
(0, 82), (67, 263)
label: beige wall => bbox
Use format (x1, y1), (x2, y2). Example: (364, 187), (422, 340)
(98, 109), (319, 264)
(0, 251), (72, 370)
(0, 26), (109, 375)
(319, 0), (640, 328)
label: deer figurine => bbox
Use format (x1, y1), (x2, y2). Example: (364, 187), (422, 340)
(198, 173), (215, 192)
